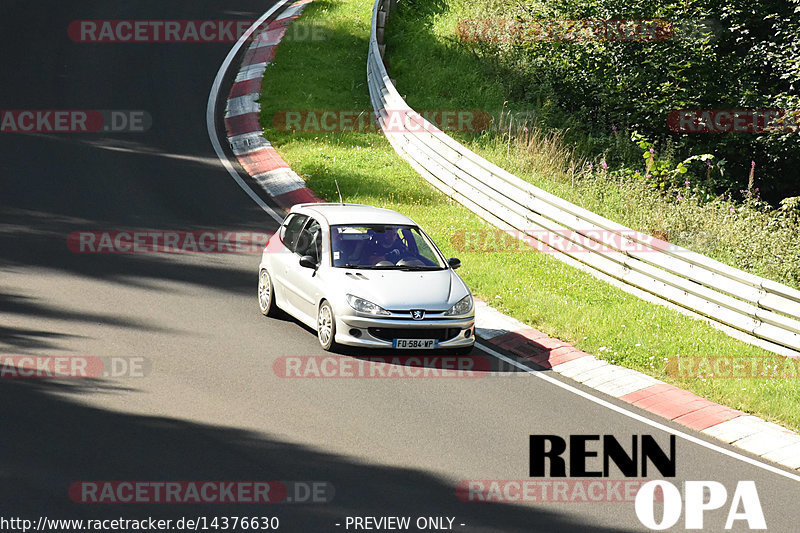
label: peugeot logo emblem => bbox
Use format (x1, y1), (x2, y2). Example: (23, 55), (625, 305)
(411, 310), (425, 320)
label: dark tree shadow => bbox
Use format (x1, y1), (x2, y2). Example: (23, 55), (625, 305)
(0, 378), (640, 532)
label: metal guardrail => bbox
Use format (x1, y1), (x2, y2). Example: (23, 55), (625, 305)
(366, 0), (800, 357)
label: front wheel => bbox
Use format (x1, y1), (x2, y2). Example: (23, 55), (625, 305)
(317, 300), (337, 351)
(258, 269), (278, 317)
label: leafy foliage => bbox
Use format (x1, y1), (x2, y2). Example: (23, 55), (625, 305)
(461, 0), (800, 200)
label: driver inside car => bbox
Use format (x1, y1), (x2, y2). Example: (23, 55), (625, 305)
(366, 227), (407, 265)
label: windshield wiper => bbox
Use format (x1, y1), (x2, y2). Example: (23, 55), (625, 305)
(340, 264), (393, 269)
(398, 266), (444, 271)
(339, 264), (443, 271)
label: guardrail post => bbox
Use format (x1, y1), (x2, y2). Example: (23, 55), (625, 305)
(377, 1), (388, 42)
(377, 0), (388, 60)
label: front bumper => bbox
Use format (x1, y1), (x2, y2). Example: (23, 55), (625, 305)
(335, 314), (475, 348)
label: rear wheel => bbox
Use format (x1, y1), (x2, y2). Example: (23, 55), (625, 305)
(317, 300), (337, 351)
(258, 269), (277, 317)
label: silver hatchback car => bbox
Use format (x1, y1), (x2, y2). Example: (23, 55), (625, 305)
(258, 204), (475, 353)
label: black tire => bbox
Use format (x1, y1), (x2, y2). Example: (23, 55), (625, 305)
(258, 269), (278, 317)
(317, 300), (337, 351)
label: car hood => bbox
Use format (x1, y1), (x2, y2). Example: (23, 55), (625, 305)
(327, 268), (470, 310)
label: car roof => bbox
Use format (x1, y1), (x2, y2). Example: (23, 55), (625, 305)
(290, 203), (418, 227)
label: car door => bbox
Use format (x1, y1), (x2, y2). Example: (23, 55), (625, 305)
(282, 217), (323, 325)
(271, 213), (308, 310)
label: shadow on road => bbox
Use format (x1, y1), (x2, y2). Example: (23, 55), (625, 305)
(0, 378), (639, 532)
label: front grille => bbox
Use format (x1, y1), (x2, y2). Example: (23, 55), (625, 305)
(368, 327), (461, 341)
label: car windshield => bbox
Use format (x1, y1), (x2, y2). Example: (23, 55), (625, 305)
(330, 224), (446, 269)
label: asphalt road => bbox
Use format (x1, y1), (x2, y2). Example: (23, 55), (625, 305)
(1, 1), (799, 532)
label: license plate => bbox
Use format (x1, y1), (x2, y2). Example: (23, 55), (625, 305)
(393, 338), (438, 349)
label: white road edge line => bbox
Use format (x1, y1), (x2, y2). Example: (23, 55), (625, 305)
(206, 0), (291, 224)
(475, 341), (800, 483)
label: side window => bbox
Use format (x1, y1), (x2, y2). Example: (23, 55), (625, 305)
(296, 218), (322, 262)
(311, 221), (322, 262)
(280, 214), (308, 252)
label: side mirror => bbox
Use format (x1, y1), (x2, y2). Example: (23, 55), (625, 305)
(299, 255), (318, 269)
(447, 257), (461, 270)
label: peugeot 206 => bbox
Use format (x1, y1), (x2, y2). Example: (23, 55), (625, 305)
(258, 204), (475, 353)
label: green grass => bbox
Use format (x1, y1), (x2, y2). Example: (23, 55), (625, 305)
(258, 0), (800, 431)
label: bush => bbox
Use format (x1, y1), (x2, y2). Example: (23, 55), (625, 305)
(458, 0), (800, 201)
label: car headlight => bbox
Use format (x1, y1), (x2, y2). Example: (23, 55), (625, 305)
(444, 294), (473, 316)
(346, 294), (390, 316)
